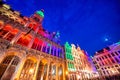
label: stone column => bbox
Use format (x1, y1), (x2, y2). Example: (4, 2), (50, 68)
(49, 63), (53, 80)
(40, 64), (45, 80)
(40, 42), (44, 52)
(62, 63), (66, 80)
(56, 65), (59, 80)
(46, 61), (50, 80)
(33, 58), (41, 80)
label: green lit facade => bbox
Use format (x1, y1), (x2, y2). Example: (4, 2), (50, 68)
(64, 42), (75, 71)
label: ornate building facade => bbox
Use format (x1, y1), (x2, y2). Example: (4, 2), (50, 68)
(65, 43), (99, 80)
(0, 3), (65, 80)
(92, 41), (120, 78)
(64, 42), (75, 80)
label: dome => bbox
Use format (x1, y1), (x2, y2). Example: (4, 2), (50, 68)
(36, 9), (44, 17)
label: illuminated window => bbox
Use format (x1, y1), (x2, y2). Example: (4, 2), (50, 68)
(42, 46), (46, 52)
(17, 34), (32, 46)
(59, 49), (63, 58)
(36, 61), (44, 80)
(51, 48), (53, 55)
(0, 55), (20, 79)
(46, 47), (50, 53)
(19, 59), (36, 80)
(32, 38), (39, 49)
(54, 49), (56, 56)
(0, 29), (8, 38)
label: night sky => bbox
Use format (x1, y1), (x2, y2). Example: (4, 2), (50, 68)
(4, 0), (120, 56)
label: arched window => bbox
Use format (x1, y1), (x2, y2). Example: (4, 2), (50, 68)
(36, 61), (46, 80)
(0, 55), (20, 79)
(19, 59), (36, 80)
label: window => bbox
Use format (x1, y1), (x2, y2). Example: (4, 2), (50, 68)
(99, 57), (102, 60)
(115, 52), (119, 55)
(32, 42), (37, 49)
(96, 58), (99, 61)
(104, 55), (107, 58)
(51, 49), (53, 54)
(111, 53), (115, 56)
(111, 58), (115, 63)
(99, 63), (101, 66)
(42, 46), (46, 52)
(96, 65), (99, 69)
(108, 54), (111, 58)
(5, 33), (15, 41)
(102, 62), (104, 65)
(118, 51), (120, 54)
(46, 47), (50, 53)
(115, 65), (118, 67)
(103, 71), (106, 74)
(93, 61), (97, 64)
(37, 44), (41, 51)
(0, 29), (8, 38)
(102, 56), (104, 59)
(115, 58), (119, 63)
(19, 59), (36, 80)
(54, 49), (56, 56)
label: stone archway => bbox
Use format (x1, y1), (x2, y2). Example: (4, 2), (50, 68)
(19, 58), (37, 80)
(0, 55), (20, 80)
(36, 58), (48, 80)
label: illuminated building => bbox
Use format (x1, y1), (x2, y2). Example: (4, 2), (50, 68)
(75, 45), (99, 80)
(65, 43), (99, 80)
(64, 42), (75, 80)
(92, 41), (120, 78)
(0, 3), (65, 80)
